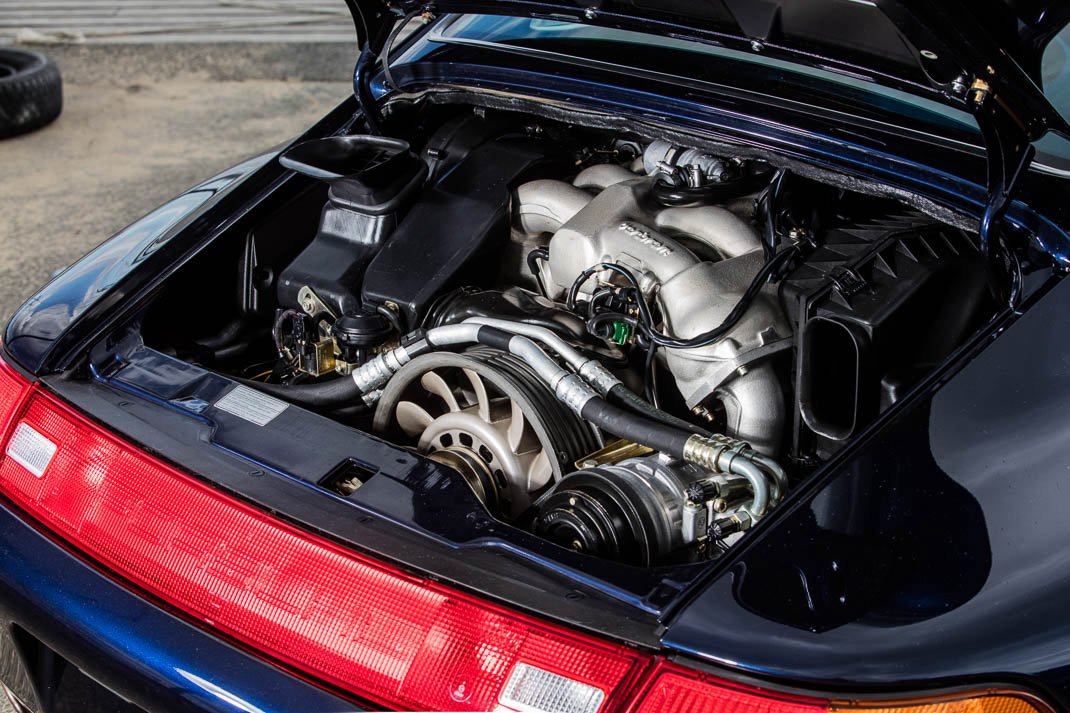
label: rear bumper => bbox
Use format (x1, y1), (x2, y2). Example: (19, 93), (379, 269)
(0, 502), (359, 713)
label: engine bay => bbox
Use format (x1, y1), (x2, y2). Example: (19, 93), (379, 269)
(143, 107), (996, 567)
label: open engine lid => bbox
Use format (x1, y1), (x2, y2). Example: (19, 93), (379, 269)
(345, 0), (1070, 296)
(345, 0), (1070, 142)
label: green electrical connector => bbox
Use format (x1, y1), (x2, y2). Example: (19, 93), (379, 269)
(611, 321), (632, 345)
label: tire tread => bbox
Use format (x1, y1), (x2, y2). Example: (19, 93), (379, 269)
(0, 49), (63, 139)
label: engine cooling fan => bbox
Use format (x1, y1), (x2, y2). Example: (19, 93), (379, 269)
(373, 348), (599, 516)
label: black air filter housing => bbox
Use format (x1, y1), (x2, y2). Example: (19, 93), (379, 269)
(780, 214), (992, 459)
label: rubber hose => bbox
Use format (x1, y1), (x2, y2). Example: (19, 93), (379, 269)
(607, 384), (712, 437)
(579, 398), (692, 458)
(427, 323), (698, 457)
(242, 376), (365, 410)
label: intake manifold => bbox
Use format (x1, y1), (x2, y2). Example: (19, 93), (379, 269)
(514, 167), (791, 454)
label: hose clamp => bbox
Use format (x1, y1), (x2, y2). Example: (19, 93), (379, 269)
(351, 350), (405, 393)
(555, 374), (598, 415)
(578, 361), (622, 396)
(683, 433), (753, 471)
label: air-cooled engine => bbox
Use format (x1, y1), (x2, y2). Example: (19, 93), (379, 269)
(146, 110), (994, 566)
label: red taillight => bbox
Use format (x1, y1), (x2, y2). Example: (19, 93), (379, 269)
(0, 361), (30, 436)
(0, 377), (644, 710)
(0, 356), (1055, 713)
(629, 662), (826, 713)
(626, 662), (1054, 713)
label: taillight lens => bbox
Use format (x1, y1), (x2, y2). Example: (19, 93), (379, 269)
(0, 382), (644, 710)
(629, 662), (827, 713)
(831, 694), (1053, 713)
(628, 663), (1053, 713)
(0, 361), (29, 435)
(0, 356), (1055, 713)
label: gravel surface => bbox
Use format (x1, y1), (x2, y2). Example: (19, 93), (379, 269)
(0, 73), (352, 321)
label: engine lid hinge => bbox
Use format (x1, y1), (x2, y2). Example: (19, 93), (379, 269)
(353, 4), (436, 134)
(967, 77), (1037, 307)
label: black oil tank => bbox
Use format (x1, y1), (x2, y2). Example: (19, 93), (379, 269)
(277, 135), (426, 316)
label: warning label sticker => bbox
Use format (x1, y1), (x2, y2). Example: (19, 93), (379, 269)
(214, 385), (288, 427)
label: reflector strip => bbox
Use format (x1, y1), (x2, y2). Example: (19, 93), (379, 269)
(5, 423), (55, 478)
(500, 662), (606, 713)
(831, 694), (1052, 713)
(630, 662), (825, 713)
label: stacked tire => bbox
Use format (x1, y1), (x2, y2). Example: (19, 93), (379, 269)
(0, 48), (63, 139)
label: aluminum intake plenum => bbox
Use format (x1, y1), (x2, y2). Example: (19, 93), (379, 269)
(515, 171), (791, 454)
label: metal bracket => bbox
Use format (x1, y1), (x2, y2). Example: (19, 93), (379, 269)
(297, 286), (336, 320)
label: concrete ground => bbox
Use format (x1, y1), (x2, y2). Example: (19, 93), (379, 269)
(0, 0), (356, 321)
(0, 0), (354, 45)
(0, 52), (352, 321)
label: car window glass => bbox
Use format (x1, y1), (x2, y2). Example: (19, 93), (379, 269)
(1043, 25), (1070, 125)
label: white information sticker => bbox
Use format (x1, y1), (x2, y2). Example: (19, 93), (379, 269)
(214, 385), (288, 427)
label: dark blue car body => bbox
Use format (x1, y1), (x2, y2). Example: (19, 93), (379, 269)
(5, 1), (1070, 711)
